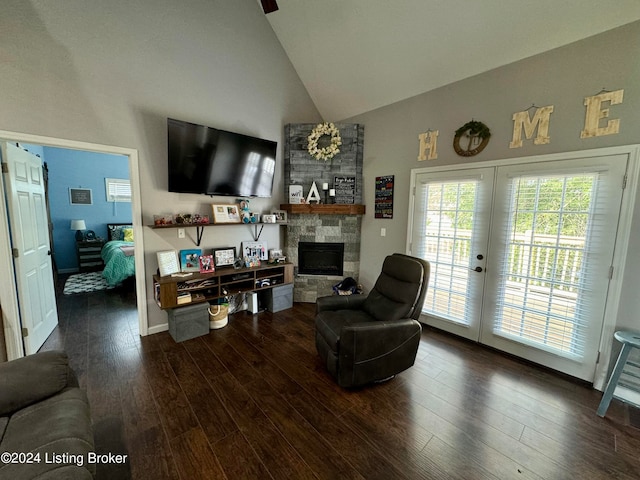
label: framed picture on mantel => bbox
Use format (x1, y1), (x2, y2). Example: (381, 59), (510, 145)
(333, 176), (355, 204)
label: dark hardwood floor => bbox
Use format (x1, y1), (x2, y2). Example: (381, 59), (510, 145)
(41, 278), (640, 479)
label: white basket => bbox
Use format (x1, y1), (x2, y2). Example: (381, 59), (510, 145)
(208, 305), (229, 329)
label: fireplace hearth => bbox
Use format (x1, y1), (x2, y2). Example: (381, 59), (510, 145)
(298, 242), (344, 276)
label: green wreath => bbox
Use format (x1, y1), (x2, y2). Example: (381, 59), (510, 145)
(453, 120), (491, 157)
(454, 120), (491, 139)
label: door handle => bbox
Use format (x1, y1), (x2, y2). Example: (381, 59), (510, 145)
(470, 266), (483, 272)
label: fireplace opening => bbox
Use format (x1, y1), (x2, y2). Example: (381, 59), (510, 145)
(298, 242), (344, 276)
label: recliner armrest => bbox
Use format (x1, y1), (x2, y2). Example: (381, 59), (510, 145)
(0, 350), (74, 416)
(337, 318), (422, 387)
(340, 318), (421, 362)
(316, 294), (368, 313)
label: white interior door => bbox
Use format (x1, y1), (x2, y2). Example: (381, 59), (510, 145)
(1, 142), (58, 354)
(409, 154), (627, 381)
(409, 167), (494, 341)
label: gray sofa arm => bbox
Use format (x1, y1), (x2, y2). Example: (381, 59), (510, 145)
(0, 350), (75, 416)
(316, 294), (367, 313)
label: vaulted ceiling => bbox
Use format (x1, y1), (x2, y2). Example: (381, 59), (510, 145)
(263, 0), (640, 121)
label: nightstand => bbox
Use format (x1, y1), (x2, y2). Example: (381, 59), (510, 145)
(76, 239), (106, 272)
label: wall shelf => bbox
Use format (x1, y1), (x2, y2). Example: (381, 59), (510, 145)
(150, 222), (286, 246)
(280, 204), (365, 215)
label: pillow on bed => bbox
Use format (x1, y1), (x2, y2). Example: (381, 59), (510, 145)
(108, 225), (132, 241)
(123, 227), (134, 242)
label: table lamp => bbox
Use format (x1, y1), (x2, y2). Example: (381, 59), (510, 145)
(70, 219), (87, 241)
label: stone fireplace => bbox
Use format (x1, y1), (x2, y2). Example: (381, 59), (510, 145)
(283, 123), (365, 303)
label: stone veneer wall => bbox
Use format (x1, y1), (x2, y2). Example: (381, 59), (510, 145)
(284, 214), (362, 303)
(284, 123), (364, 203)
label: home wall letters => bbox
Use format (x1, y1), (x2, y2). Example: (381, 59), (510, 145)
(509, 105), (554, 148)
(580, 89), (624, 138)
(417, 130), (439, 161)
(418, 89), (624, 158)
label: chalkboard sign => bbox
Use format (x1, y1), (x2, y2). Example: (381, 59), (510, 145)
(333, 175), (356, 204)
(69, 188), (93, 205)
(375, 175), (394, 219)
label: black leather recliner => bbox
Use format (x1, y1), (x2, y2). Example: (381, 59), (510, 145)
(315, 253), (430, 388)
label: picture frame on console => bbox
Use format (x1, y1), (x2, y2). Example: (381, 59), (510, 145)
(199, 254), (215, 273)
(213, 247), (237, 268)
(179, 249), (202, 273)
(241, 241), (268, 261)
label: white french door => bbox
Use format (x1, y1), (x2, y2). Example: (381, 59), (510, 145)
(410, 168), (494, 341)
(481, 156), (626, 380)
(409, 154), (628, 381)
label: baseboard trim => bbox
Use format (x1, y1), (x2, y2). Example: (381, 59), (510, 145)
(147, 323), (169, 335)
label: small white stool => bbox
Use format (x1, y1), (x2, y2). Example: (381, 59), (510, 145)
(597, 331), (640, 417)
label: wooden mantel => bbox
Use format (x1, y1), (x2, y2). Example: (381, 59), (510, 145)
(280, 204), (365, 215)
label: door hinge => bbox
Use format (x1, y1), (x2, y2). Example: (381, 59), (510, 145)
(622, 174), (627, 190)
(21, 327), (28, 337)
(608, 265), (614, 280)
(596, 351), (601, 363)
(1, 163), (7, 174)
(12, 248), (19, 258)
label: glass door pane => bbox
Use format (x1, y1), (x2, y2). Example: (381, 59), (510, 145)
(410, 168), (494, 340)
(496, 174), (594, 355)
(481, 155), (627, 380)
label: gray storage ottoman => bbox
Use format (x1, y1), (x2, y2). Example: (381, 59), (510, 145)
(167, 302), (210, 342)
(267, 284), (293, 313)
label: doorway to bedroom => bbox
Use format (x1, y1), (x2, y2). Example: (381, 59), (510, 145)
(39, 146), (134, 296)
(0, 131), (146, 358)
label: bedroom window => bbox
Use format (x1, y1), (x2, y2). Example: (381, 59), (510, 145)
(105, 178), (131, 202)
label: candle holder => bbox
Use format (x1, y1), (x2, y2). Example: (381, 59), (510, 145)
(322, 182), (329, 204)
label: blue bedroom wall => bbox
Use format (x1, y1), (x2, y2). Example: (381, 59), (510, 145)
(20, 143), (44, 158)
(42, 146), (131, 273)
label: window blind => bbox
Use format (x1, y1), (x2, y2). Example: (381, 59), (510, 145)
(491, 171), (606, 359)
(414, 178), (479, 325)
(105, 178), (131, 202)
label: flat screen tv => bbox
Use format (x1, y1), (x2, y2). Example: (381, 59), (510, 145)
(167, 118), (277, 197)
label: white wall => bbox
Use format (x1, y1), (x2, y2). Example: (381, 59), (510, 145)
(347, 21), (640, 334)
(0, 0), (321, 331)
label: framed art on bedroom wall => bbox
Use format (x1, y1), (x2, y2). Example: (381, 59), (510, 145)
(69, 188), (93, 205)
